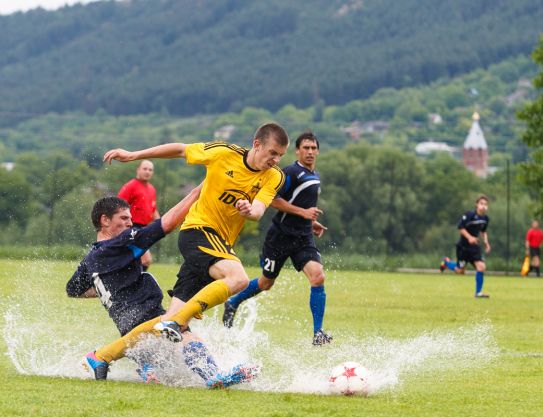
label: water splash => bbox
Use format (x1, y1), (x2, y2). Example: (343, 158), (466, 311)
(1, 262), (499, 395)
(3, 297), (498, 395)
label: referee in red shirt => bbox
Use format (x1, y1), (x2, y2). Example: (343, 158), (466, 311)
(525, 219), (543, 277)
(118, 160), (160, 270)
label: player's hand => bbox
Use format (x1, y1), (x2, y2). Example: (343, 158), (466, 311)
(103, 148), (135, 164)
(312, 220), (328, 238)
(485, 242), (491, 254)
(468, 236), (479, 245)
(235, 199), (253, 217)
(303, 207), (323, 221)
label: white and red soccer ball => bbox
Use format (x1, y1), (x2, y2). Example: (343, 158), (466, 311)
(329, 361), (371, 396)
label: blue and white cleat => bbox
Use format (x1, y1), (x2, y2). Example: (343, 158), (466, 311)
(153, 321), (183, 343)
(312, 329), (333, 346)
(136, 363), (160, 384)
(206, 364), (261, 389)
(82, 351), (109, 380)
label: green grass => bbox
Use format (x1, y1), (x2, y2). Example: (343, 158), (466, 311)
(0, 259), (542, 417)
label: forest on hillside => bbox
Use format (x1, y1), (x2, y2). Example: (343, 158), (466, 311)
(0, 0), (542, 124)
(0, 55), (536, 165)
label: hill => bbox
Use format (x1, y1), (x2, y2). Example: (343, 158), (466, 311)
(0, 0), (542, 125)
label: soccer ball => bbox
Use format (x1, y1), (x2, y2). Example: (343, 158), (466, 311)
(329, 361), (370, 396)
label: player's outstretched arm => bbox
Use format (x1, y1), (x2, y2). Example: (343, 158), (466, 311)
(103, 143), (187, 164)
(271, 197), (323, 221)
(161, 183), (203, 233)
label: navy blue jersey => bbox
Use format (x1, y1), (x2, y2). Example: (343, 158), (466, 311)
(271, 161), (321, 236)
(457, 210), (489, 247)
(66, 219), (166, 335)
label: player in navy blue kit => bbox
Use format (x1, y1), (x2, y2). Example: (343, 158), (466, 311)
(222, 131), (331, 345)
(68, 190), (256, 388)
(440, 195), (491, 298)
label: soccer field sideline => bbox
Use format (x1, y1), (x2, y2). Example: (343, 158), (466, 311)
(0, 259), (542, 416)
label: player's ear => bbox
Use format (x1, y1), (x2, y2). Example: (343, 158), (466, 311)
(100, 214), (111, 227)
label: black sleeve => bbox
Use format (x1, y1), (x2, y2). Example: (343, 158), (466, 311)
(482, 217), (489, 232)
(116, 219), (166, 253)
(457, 211), (470, 229)
(276, 166), (294, 199)
(66, 261), (93, 297)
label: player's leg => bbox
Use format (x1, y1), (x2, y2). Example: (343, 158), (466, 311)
(440, 256), (458, 272)
(531, 247), (540, 277)
(222, 274), (276, 327)
(85, 315), (163, 378)
(294, 241), (331, 345)
(223, 226), (288, 327)
(164, 259), (248, 328)
(453, 244), (467, 274)
(473, 260), (489, 298)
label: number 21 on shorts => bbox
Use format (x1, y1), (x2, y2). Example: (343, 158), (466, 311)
(263, 258), (276, 273)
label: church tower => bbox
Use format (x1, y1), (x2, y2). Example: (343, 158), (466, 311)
(463, 112), (488, 177)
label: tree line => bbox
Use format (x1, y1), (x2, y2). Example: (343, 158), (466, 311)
(0, 142), (532, 268)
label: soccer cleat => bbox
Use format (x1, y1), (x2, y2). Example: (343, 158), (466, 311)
(439, 257), (449, 273)
(153, 321), (183, 343)
(475, 292), (490, 299)
(313, 329), (333, 346)
(136, 363), (160, 384)
(82, 351), (109, 380)
(206, 364), (261, 389)
(222, 301), (238, 328)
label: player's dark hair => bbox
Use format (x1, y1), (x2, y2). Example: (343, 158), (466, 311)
(476, 194), (489, 203)
(254, 123), (289, 147)
(295, 130), (320, 149)
(91, 197), (130, 231)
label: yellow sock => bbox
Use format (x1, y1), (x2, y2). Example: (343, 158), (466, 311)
(171, 280), (230, 325)
(95, 316), (161, 363)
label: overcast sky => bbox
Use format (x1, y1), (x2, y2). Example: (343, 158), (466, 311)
(0, 0), (102, 15)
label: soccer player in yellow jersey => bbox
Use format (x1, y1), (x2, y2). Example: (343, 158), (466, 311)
(84, 123), (289, 382)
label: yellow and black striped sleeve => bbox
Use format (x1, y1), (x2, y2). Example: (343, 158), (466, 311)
(255, 165), (286, 207)
(185, 141), (240, 165)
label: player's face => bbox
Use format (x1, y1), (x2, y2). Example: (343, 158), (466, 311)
(136, 161), (154, 181)
(476, 199), (488, 215)
(104, 208), (133, 237)
(296, 139), (319, 169)
(252, 138), (287, 170)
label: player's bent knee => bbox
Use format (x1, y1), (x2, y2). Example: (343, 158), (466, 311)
(236, 276), (250, 291)
(308, 271), (325, 287)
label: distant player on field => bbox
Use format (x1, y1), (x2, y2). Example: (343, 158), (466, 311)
(222, 130), (332, 346)
(440, 195), (491, 298)
(525, 219), (543, 277)
(82, 123), (289, 382)
(69, 191), (255, 388)
(117, 160), (160, 270)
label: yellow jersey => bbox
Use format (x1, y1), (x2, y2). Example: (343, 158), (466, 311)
(181, 142), (285, 246)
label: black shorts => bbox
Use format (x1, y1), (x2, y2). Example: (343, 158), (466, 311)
(260, 225), (321, 279)
(456, 243), (484, 269)
(171, 227), (240, 301)
(529, 246), (541, 258)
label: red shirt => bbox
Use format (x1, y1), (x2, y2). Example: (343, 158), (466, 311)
(118, 179), (157, 225)
(526, 227), (543, 248)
